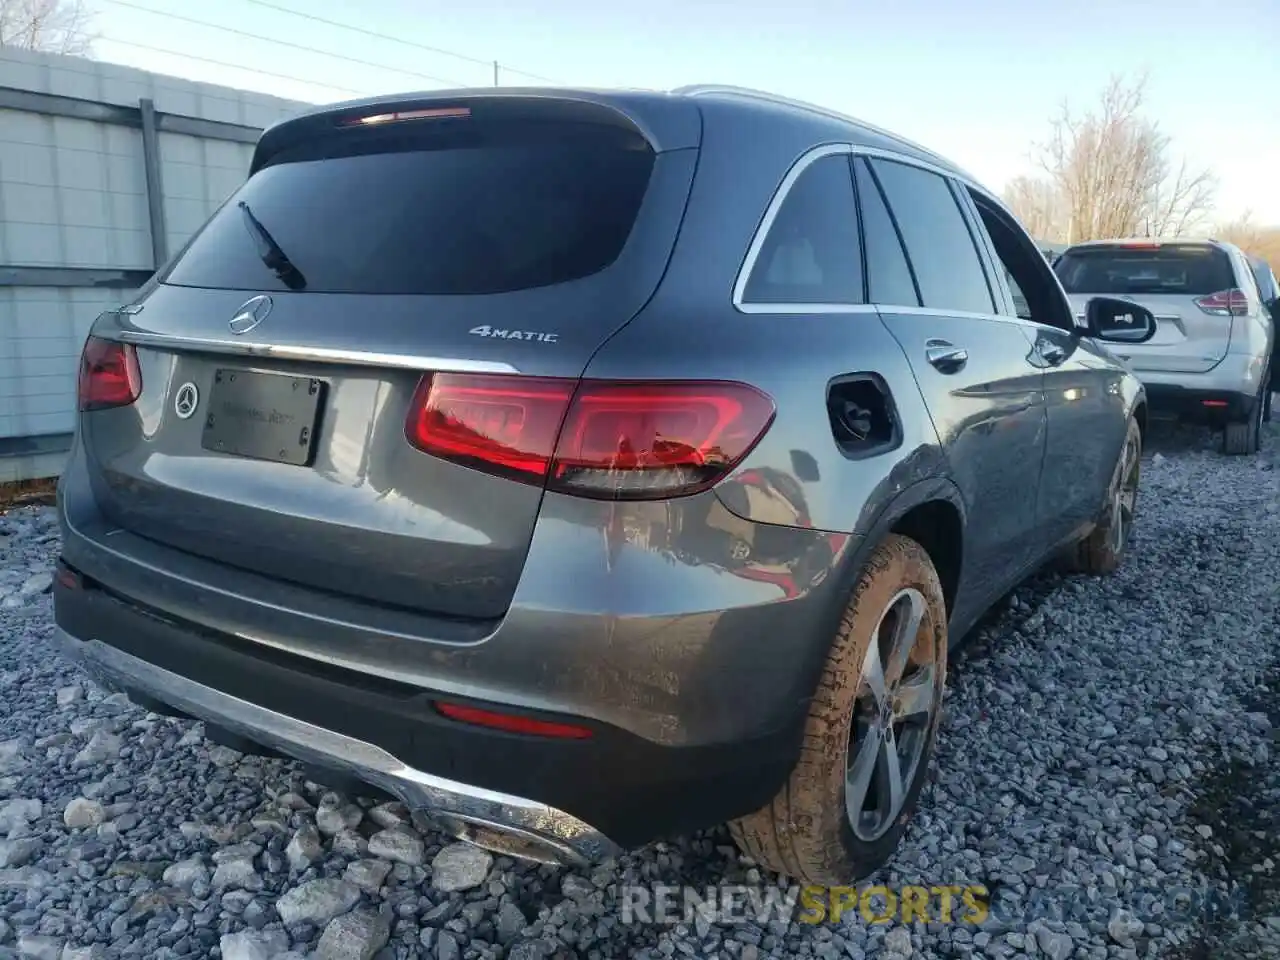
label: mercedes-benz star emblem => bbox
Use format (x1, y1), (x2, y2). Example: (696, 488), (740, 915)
(229, 294), (273, 335)
(174, 382), (200, 420)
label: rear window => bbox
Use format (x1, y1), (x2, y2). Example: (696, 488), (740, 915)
(163, 119), (655, 296)
(1054, 245), (1236, 297)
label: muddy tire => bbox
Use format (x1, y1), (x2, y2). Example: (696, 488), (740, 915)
(1064, 416), (1141, 575)
(727, 534), (948, 884)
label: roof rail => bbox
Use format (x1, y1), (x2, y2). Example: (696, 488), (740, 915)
(672, 84), (969, 178)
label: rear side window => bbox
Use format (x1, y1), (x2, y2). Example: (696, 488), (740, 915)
(852, 158), (919, 306)
(1250, 260), (1277, 302)
(742, 153), (863, 304)
(868, 159), (995, 315)
(1054, 245), (1236, 297)
(163, 119), (655, 295)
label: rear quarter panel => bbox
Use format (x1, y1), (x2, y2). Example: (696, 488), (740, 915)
(581, 101), (948, 539)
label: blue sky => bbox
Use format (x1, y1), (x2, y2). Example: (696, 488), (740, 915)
(90, 0), (1280, 223)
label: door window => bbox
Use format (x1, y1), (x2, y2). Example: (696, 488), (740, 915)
(868, 158), (995, 315)
(968, 190), (1075, 332)
(852, 158), (920, 307)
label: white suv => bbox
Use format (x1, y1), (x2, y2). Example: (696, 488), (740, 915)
(1054, 238), (1275, 454)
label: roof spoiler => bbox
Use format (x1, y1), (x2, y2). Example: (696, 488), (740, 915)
(250, 89), (701, 175)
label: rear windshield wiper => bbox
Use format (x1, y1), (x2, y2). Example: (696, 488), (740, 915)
(238, 201), (307, 290)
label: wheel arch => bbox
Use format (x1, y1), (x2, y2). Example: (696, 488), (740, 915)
(794, 475), (967, 710)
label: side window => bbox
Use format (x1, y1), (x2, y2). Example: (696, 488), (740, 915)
(1005, 269), (1031, 320)
(970, 192), (1074, 332)
(852, 158), (919, 306)
(1236, 254), (1263, 301)
(742, 154), (863, 305)
(868, 158), (995, 315)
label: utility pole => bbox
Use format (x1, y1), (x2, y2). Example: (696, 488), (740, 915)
(493, 61), (500, 86)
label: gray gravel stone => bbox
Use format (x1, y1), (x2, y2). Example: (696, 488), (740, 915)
(435, 930), (461, 960)
(429, 843), (492, 892)
(0, 840), (38, 869)
(275, 878), (360, 926)
(344, 859), (391, 894)
(366, 828), (424, 867)
(60, 799), (105, 830)
(218, 929), (291, 960)
(315, 909), (391, 960)
(286, 825), (324, 870)
(14, 935), (61, 960)
(315, 795), (363, 836)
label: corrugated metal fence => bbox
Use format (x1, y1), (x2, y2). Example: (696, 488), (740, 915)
(0, 47), (305, 482)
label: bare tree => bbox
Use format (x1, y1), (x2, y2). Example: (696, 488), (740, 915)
(1002, 175), (1069, 242)
(1218, 211), (1280, 267)
(0, 0), (95, 56)
(1013, 74), (1216, 243)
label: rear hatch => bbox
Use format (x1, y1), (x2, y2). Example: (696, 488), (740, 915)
(1054, 241), (1238, 374)
(79, 93), (700, 621)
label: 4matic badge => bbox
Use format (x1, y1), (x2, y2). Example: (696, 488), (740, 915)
(469, 325), (558, 343)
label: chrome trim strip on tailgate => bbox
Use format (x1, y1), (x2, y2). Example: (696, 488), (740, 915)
(53, 629), (620, 866)
(113, 330), (520, 374)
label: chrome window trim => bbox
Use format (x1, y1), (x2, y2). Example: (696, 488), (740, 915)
(733, 142), (1017, 316)
(732, 142), (857, 314)
(877, 304), (1045, 333)
(112, 330), (520, 374)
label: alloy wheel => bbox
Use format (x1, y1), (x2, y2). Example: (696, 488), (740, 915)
(846, 587), (940, 842)
(1110, 432), (1141, 555)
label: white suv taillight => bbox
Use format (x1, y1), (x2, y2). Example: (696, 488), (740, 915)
(1194, 288), (1250, 317)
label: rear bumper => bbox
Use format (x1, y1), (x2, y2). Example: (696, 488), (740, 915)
(1143, 382), (1258, 422)
(51, 548), (813, 854)
(51, 622), (617, 865)
(1134, 350), (1267, 423)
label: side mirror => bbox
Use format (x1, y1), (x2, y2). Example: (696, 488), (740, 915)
(1084, 297), (1157, 344)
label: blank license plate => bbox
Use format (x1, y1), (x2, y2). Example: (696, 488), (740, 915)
(201, 369), (325, 466)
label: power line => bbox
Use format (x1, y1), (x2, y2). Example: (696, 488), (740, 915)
(98, 37), (371, 97)
(104, 0), (470, 88)
(241, 0), (559, 84)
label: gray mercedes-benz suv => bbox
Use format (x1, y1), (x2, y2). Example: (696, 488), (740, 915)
(53, 85), (1155, 883)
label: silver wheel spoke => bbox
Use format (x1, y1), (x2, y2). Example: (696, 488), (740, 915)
(876, 726), (905, 818)
(860, 634), (888, 707)
(845, 725), (881, 824)
(894, 666), (935, 724)
(885, 591), (925, 686)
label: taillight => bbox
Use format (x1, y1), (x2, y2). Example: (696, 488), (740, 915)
(405, 374), (575, 480)
(77, 337), (141, 411)
(404, 374), (775, 500)
(550, 381), (775, 499)
(1194, 289), (1250, 317)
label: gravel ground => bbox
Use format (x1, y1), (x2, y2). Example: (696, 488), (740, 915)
(1, 415), (1277, 960)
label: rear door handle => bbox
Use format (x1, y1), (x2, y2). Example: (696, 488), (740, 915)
(925, 339), (968, 374)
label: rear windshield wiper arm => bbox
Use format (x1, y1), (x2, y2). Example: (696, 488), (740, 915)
(238, 201), (307, 290)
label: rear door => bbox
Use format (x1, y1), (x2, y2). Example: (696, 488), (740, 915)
(857, 156), (1046, 604)
(1053, 242), (1238, 374)
(82, 95), (700, 621)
